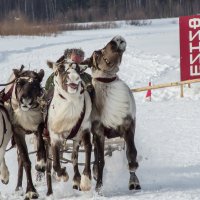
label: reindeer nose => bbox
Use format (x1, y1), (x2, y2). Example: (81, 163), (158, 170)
(69, 73), (80, 82)
(21, 97), (32, 105)
(112, 35), (126, 51)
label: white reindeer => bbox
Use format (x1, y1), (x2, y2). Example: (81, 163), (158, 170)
(82, 36), (141, 192)
(46, 60), (92, 196)
(0, 101), (13, 185)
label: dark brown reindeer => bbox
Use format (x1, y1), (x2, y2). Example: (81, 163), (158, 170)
(82, 36), (141, 192)
(9, 68), (46, 199)
(45, 60), (92, 197)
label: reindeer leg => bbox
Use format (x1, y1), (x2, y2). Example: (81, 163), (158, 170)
(46, 142), (53, 196)
(123, 116), (141, 190)
(71, 141), (81, 190)
(92, 136), (98, 181)
(35, 122), (46, 172)
(13, 132), (38, 199)
(92, 121), (105, 192)
(80, 129), (92, 191)
(51, 142), (68, 182)
(15, 150), (24, 193)
(0, 157), (9, 185)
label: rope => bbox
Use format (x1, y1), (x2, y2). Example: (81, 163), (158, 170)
(0, 65), (24, 87)
(0, 79), (17, 87)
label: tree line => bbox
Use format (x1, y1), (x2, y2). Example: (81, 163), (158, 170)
(0, 0), (200, 23)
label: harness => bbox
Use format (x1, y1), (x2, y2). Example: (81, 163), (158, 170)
(43, 88), (86, 140)
(43, 78), (87, 140)
(95, 76), (117, 83)
(91, 48), (119, 84)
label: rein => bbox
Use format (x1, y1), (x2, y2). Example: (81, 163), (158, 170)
(0, 65), (25, 103)
(0, 65), (24, 87)
(0, 79), (17, 87)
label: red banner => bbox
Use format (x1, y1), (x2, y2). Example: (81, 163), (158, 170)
(179, 15), (200, 81)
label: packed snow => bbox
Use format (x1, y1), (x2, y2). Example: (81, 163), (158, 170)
(1, 17), (200, 200)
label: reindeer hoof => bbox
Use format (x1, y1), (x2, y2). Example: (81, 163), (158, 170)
(95, 184), (103, 196)
(0, 169), (9, 184)
(15, 186), (24, 196)
(1, 179), (9, 185)
(35, 159), (46, 172)
(95, 182), (103, 194)
(25, 191), (39, 199)
(46, 191), (54, 198)
(56, 169), (69, 182)
(73, 173), (81, 190)
(129, 184), (141, 190)
(72, 185), (80, 190)
(129, 172), (141, 190)
(80, 174), (91, 191)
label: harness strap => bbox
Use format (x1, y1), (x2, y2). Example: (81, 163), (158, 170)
(58, 93), (65, 100)
(80, 83), (84, 94)
(43, 95), (53, 138)
(67, 99), (86, 140)
(95, 76), (117, 83)
(2, 84), (14, 102)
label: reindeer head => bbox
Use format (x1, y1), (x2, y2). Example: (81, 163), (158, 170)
(13, 69), (44, 111)
(47, 60), (85, 95)
(83, 36), (126, 74)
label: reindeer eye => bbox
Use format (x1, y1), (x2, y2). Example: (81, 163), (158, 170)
(58, 65), (65, 72)
(17, 79), (25, 86)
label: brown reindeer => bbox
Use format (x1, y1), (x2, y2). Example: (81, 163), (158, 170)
(9, 69), (46, 199)
(82, 36), (141, 192)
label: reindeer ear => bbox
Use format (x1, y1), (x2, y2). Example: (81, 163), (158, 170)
(47, 60), (54, 69)
(80, 57), (93, 68)
(47, 60), (58, 73)
(38, 69), (44, 82)
(13, 69), (20, 78)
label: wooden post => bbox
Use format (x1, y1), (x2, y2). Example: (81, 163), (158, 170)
(180, 85), (184, 97)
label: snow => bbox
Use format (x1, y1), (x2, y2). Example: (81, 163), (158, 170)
(1, 17), (200, 199)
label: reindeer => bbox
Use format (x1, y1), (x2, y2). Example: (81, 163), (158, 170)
(0, 99), (13, 186)
(82, 36), (141, 192)
(45, 60), (92, 196)
(8, 68), (46, 199)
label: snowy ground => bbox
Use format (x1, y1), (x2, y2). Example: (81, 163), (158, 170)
(1, 18), (200, 200)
